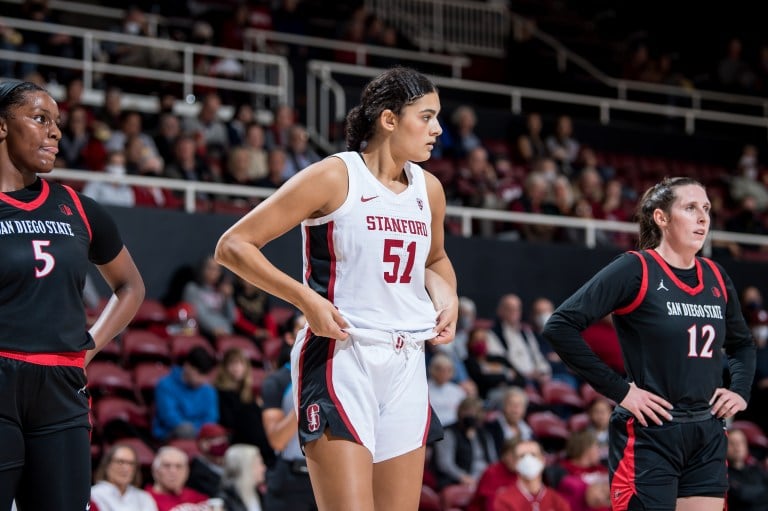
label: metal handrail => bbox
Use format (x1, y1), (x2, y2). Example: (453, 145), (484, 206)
(48, 168), (768, 257)
(0, 15), (292, 106)
(306, 60), (768, 151)
(244, 28), (471, 78)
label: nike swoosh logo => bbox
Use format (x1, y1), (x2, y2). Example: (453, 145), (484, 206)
(360, 195), (379, 202)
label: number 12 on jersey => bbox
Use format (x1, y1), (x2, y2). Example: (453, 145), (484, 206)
(383, 239), (416, 283)
(687, 324), (715, 358)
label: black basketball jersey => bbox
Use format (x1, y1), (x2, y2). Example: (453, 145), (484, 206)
(0, 178), (123, 353)
(543, 250), (755, 408)
(613, 250), (729, 412)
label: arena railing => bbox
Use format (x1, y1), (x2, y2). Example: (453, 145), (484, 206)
(306, 60), (768, 153)
(0, 16), (292, 108)
(48, 168), (768, 257)
(243, 28), (471, 79)
(365, 0), (768, 117)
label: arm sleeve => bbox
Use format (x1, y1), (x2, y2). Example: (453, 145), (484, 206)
(542, 252), (643, 404)
(79, 194), (124, 265)
(720, 264), (757, 402)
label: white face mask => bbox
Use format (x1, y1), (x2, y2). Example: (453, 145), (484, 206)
(105, 164), (126, 176)
(515, 454), (544, 480)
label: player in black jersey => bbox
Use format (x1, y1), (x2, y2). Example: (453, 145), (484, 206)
(543, 177), (755, 511)
(0, 81), (145, 510)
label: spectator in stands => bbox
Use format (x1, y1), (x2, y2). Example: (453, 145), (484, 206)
(741, 286), (768, 434)
(445, 105), (483, 159)
(549, 430), (610, 511)
(434, 295), (476, 391)
(486, 386), (534, 456)
(552, 174), (576, 216)
(509, 160), (560, 241)
(282, 124), (321, 179)
(726, 428), (768, 511)
(546, 115), (580, 176)
(216, 444), (266, 511)
(261, 312), (318, 511)
(254, 147), (288, 189)
(106, 111), (161, 161)
(187, 423), (229, 498)
(59, 104), (106, 170)
(152, 346), (219, 441)
(564, 197), (614, 247)
(585, 397), (612, 464)
(182, 255), (237, 341)
(240, 122), (269, 181)
(428, 352), (468, 427)
(153, 112), (182, 166)
(491, 439), (570, 511)
(717, 38), (757, 93)
(91, 443), (158, 511)
(95, 86), (124, 132)
(521, 112), (547, 159)
(456, 146), (501, 208)
(486, 294), (552, 386)
(731, 144), (768, 211)
(232, 276), (278, 340)
(164, 133), (215, 184)
(724, 195), (768, 257)
(184, 92), (229, 154)
(623, 42), (653, 82)
(511, 133), (536, 169)
(577, 147), (613, 183)
(530, 296), (578, 389)
(468, 438), (519, 511)
(214, 347), (273, 463)
(464, 327), (522, 399)
(146, 446), (208, 511)
(57, 76), (92, 123)
(82, 150), (136, 207)
(225, 146), (258, 192)
(226, 102), (255, 147)
(266, 104), (296, 150)
(433, 396), (498, 489)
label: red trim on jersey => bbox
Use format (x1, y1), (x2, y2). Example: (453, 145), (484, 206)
(702, 258), (728, 303)
(614, 251), (648, 315)
(62, 184), (92, 242)
(325, 339), (362, 444)
(0, 178), (50, 210)
(0, 349), (85, 367)
(648, 249), (703, 295)
(303, 225), (312, 285)
(610, 417), (637, 511)
(326, 221), (337, 303)
(421, 401), (431, 446)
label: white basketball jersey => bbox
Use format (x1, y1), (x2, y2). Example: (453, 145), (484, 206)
(301, 151), (436, 332)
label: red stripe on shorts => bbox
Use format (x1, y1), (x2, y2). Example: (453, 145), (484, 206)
(610, 416), (637, 511)
(325, 339), (362, 444)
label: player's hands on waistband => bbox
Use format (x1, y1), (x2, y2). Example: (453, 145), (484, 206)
(430, 303), (458, 345)
(620, 382), (674, 427)
(709, 388), (747, 419)
(302, 293), (350, 341)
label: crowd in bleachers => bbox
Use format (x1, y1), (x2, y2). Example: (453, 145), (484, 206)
(4, 2), (768, 510)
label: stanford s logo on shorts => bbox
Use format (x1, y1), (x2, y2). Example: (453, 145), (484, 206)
(306, 403), (321, 432)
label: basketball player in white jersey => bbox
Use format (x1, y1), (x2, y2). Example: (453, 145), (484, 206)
(215, 67), (458, 511)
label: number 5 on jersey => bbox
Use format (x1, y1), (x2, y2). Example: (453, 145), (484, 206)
(383, 238), (416, 283)
(32, 240), (55, 278)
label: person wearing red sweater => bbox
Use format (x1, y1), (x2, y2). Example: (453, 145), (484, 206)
(468, 438), (518, 511)
(493, 439), (570, 511)
(145, 446), (209, 511)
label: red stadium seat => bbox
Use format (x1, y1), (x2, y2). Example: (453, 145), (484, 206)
(419, 485), (442, 511)
(93, 396), (150, 441)
(215, 335), (263, 365)
(568, 412), (590, 432)
(580, 383), (604, 406)
(731, 420), (768, 449)
(269, 306), (297, 330)
(122, 329), (171, 367)
(133, 362), (171, 406)
(93, 338), (122, 364)
(170, 334), (215, 364)
(261, 336), (285, 369)
(166, 437), (201, 459)
(251, 367), (267, 397)
(130, 299), (167, 327)
(87, 361), (136, 401)
(440, 484), (474, 511)
(541, 380), (584, 410)
(527, 411), (570, 452)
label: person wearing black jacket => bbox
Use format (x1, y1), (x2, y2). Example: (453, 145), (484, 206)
(544, 177), (755, 511)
